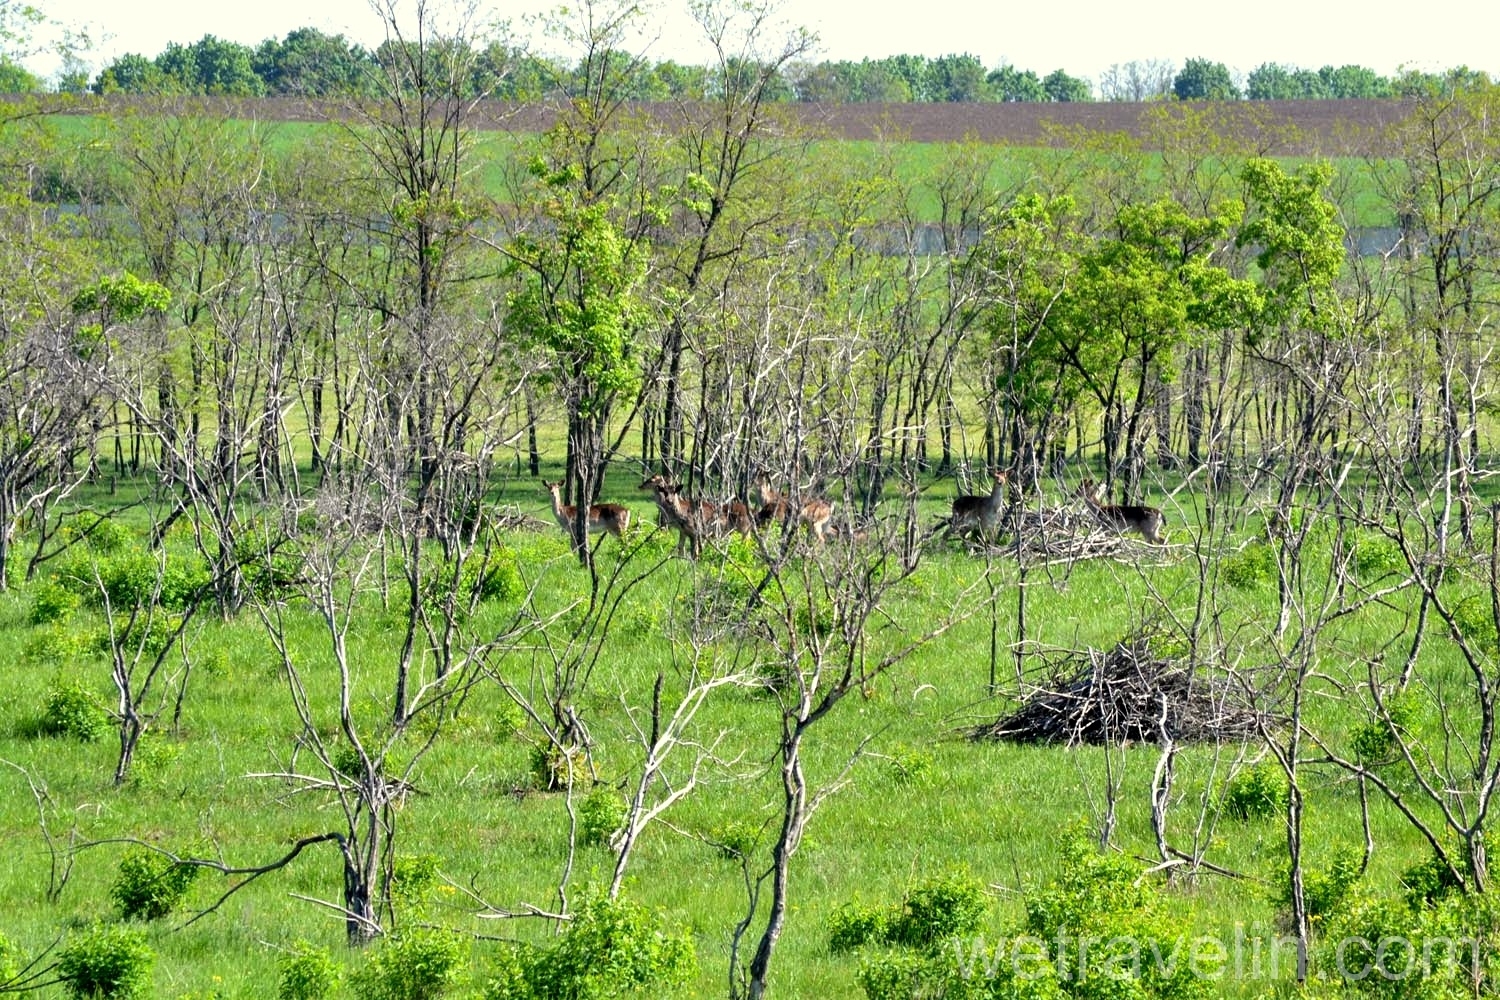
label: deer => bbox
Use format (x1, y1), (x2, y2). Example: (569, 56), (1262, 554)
(755, 478), (834, 543)
(948, 468), (1010, 540)
(544, 480), (632, 542)
(1077, 477), (1166, 545)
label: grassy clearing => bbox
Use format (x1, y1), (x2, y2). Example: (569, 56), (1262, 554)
(0, 465), (1479, 999)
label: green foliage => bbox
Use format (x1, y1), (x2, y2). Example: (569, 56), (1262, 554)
(111, 848), (202, 921)
(277, 944), (341, 1000)
(128, 731), (182, 788)
(529, 742), (587, 792)
(1222, 760), (1290, 820)
(1351, 532), (1405, 581)
(1220, 542), (1276, 589)
(1273, 847), (1364, 925)
(57, 924), (154, 1000)
(828, 900), (890, 953)
(30, 577), (82, 624)
(38, 679), (109, 742)
(579, 788), (627, 849)
(1399, 852), (1463, 909)
(351, 929), (466, 1000)
(1350, 690), (1417, 765)
(0, 929), (16, 983)
(483, 894), (695, 1000)
(23, 622), (90, 663)
(1323, 888), (1499, 997)
(390, 854), (442, 917)
(64, 548), (209, 613)
(886, 745), (935, 786)
(69, 272), (172, 325)
(1450, 595), (1498, 653)
(889, 871), (988, 949)
(827, 872), (986, 953)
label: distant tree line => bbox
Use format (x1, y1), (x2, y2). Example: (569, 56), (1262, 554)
(7, 27), (1493, 102)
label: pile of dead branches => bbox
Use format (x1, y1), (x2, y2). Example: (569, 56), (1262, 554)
(948, 505), (1167, 563)
(970, 634), (1262, 746)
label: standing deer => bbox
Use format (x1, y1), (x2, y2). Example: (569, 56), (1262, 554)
(640, 474), (752, 557)
(544, 480), (632, 541)
(1077, 478), (1166, 544)
(948, 469), (1010, 539)
(755, 479), (834, 543)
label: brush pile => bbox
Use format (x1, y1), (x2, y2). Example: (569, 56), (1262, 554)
(971, 633), (1262, 746)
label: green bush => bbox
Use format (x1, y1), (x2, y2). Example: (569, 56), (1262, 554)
(1400, 852), (1463, 909)
(128, 732), (182, 789)
(30, 578), (82, 625)
(1350, 690), (1417, 765)
(483, 894), (695, 1000)
(277, 943), (341, 1000)
(57, 924), (153, 1000)
(92, 612), (184, 659)
(579, 788), (627, 849)
(1273, 846), (1363, 924)
(68, 549), (209, 612)
(111, 847), (202, 921)
(1222, 760), (1290, 821)
(23, 623), (90, 663)
(885, 746), (935, 786)
(1450, 595), (1499, 653)
(887, 871), (987, 949)
(1353, 531), (1405, 580)
(390, 854), (441, 918)
(828, 872), (986, 954)
(827, 901), (889, 954)
(0, 930), (16, 984)
(351, 929), (466, 1000)
(1221, 542), (1277, 589)
(39, 679), (109, 742)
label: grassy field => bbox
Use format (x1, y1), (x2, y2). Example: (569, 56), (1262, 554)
(0, 460), (1479, 999)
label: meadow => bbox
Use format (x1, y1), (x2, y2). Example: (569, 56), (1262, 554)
(0, 457), (1485, 999)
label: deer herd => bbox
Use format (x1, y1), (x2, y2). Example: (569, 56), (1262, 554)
(542, 469), (1166, 557)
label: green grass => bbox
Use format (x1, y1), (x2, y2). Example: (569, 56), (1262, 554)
(0, 469), (1485, 998)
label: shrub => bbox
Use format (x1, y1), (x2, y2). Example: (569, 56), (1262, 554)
(1353, 531), (1404, 580)
(128, 731), (182, 788)
(579, 788), (627, 849)
(351, 929), (466, 1000)
(277, 943), (341, 1000)
(57, 924), (153, 1000)
(30, 578), (82, 625)
(1222, 760), (1290, 821)
(1451, 595), (1499, 653)
(827, 901), (889, 954)
(887, 871), (987, 950)
(0, 930), (16, 983)
(111, 848), (202, 921)
(39, 680), (109, 742)
(1350, 690), (1417, 765)
(1221, 542), (1276, 589)
(1400, 852), (1463, 909)
(390, 854), (441, 917)
(23, 623), (89, 663)
(885, 746), (934, 786)
(1273, 846), (1363, 924)
(93, 612), (184, 659)
(484, 894), (694, 1000)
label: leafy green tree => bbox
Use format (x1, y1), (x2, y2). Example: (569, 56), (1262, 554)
(885, 53), (935, 101)
(1247, 62), (1297, 99)
(1321, 63), (1389, 97)
(155, 35), (265, 95)
(92, 53), (170, 94)
(1173, 57), (1240, 100)
(1043, 68), (1092, 102)
(987, 62), (1043, 102)
(1052, 197), (1259, 496)
(929, 53), (988, 101)
(0, 57), (39, 92)
(253, 28), (373, 96)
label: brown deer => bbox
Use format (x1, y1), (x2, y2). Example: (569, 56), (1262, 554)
(755, 479), (834, 543)
(948, 469), (1010, 539)
(1077, 477), (1166, 545)
(544, 480), (632, 541)
(640, 474), (746, 557)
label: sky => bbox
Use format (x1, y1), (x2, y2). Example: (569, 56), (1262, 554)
(22, 0), (1500, 89)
